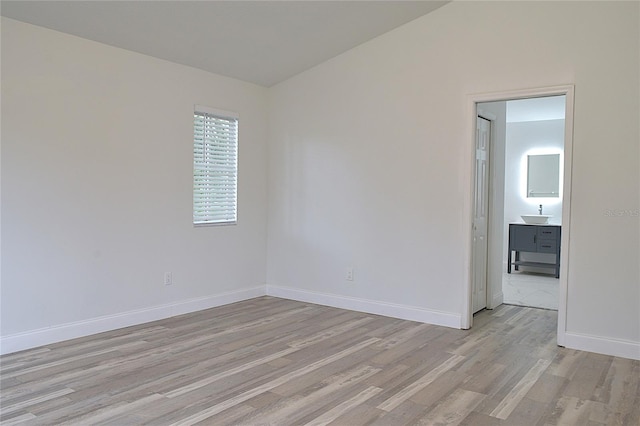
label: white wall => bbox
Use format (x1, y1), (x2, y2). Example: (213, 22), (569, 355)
(267, 1), (639, 357)
(1, 18), (269, 351)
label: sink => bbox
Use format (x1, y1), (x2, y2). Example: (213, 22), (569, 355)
(521, 215), (552, 224)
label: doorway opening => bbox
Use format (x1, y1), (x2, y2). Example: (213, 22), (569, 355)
(465, 86), (574, 349)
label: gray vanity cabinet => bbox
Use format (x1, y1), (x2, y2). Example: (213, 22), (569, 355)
(508, 224), (561, 278)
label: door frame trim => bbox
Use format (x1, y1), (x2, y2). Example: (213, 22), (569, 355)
(463, 85), (575, 348)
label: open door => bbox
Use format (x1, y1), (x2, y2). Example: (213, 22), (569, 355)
(472, 116), (491, 313)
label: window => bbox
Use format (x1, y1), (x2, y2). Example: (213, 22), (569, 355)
(193, 106), (238, 225)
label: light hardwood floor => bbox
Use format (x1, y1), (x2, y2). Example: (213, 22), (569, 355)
(1, 296), (638, 425)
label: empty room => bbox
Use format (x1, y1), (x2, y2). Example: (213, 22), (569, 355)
(1, 1), (638, 425)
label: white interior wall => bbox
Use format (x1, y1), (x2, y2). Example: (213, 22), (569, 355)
(267, 1), (639, 358)
(1, 18), (269, 352)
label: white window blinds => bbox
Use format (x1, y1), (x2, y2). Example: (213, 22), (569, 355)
(193, 106), (238, 225)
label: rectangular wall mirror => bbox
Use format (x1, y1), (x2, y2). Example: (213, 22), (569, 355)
(527, 153), (560, 197)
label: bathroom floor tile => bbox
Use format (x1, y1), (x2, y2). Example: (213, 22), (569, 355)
(502, 272), (558, 310)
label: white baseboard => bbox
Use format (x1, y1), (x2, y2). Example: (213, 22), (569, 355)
(563, 331), (640, 360)
(5, 284), (635, 361)
(266, 285), (462, 329)
(0, 286), (266, 355)
(489, 291), (504, 310)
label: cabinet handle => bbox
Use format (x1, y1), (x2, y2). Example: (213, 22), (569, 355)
(534, 234), (537, 243)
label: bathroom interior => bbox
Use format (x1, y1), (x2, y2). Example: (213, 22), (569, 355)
(480, 95), (566, 311)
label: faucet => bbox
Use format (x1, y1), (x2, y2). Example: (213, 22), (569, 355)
(539, 204), (543, 215)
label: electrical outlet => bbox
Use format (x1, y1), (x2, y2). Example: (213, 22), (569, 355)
(164, 272), (172, 286)
(346, 267), (354, 281)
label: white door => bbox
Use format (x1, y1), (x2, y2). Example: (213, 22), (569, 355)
(472, 116), (491, 313)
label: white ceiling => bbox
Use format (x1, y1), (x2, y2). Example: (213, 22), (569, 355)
(1, 0), (448, 87)
(506, 96), (566, 123)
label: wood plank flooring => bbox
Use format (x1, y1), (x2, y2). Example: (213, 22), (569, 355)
(1, 296), (638, 425)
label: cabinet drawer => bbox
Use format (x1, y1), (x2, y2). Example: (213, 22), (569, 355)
(538, 239), (557, 253)
(538, 227), (558, 239)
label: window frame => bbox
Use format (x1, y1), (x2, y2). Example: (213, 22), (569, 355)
(193, 105), (239, 227)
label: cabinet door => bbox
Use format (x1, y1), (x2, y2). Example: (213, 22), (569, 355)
(510, 225), (537, 251)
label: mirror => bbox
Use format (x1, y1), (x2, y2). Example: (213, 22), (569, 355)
(527, 154), (560, 197)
